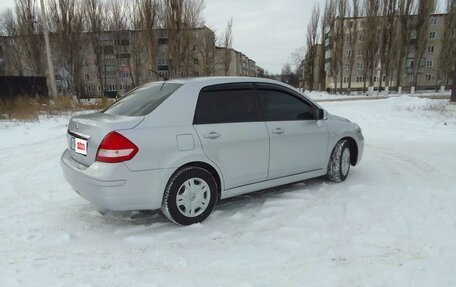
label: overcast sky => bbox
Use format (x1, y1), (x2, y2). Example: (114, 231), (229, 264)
(204, 0), (320, 74)
(0, 0), (447, 74)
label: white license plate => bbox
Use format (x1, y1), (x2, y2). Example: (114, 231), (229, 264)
(71, 137), (88, 156)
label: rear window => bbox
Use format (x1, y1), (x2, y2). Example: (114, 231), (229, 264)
(103, 82), (183, 116)
(193, 88), (259, 124)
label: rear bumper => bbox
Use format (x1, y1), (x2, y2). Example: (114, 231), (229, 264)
(60, 149), (169, 211)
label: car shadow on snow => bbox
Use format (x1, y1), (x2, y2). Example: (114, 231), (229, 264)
(87, 176), (329, 227)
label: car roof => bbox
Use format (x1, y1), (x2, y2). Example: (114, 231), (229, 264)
(157, 76), (291, 87)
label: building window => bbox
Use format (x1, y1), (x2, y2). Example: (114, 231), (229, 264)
(426, 60), (433, 67)
(357, 49), (363, 58)
(192, 45), (197, 51)
(358, 34), (365, 42)
(425, 74), (432, 81)
(356, 76), (365, 82)
(85, 74), (90, 80)
(345, 35), (352, 43)
(411, 30), (417, 39)
(373, 76), (377, 82)
(431, 17), (437, 25)
(429, 31), (436, 39)
(428, 46), (434, 53)
(344, 64), (351, 70)
(343, 76), (350, 83)
(345, 49), (352, 57)
(357, 63), (364, 70)
(193, 58), (199, 65)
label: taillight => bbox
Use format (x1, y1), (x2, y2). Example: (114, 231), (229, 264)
(96, 132), (138, 163)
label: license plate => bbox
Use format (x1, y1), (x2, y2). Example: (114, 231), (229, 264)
(71, 137), (88, 156)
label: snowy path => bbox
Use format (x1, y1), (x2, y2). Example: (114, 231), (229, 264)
(1, 97), (455, 286)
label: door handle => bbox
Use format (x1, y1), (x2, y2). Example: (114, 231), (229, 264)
(203, 131), (221, 139)
(272, 128), (285, 135)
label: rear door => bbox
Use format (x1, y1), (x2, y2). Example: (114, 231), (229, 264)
(256, 84), (329, 179)
(193, 83), (269, 190)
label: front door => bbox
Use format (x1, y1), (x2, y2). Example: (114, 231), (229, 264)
(256, 85), (329, 179)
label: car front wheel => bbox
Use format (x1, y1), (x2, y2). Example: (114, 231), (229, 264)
(162, 166), (218, 225)
(327, 139), (351, 182)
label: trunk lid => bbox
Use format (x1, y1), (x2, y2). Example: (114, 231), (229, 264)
(66, 112), (144, 166)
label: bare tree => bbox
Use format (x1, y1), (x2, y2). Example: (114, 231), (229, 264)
(376, 0), (398, 92)
(221, 18), (233, 76)
(106, 0), (129, 91)
(362, 0), (381, 92)
(322, 0), (337, 92)
(346, 0), (359, 93)
(195, 27), (215, 76)
(439, 0), (456, 94)
(0, 8), (25, 76)
(137, 0), (161, 80)
(335, 0), (348, 92)
(411, 0), (436, 87)
(164, 0), (204, 78)
(394, 0), (415, 89)
(49, 0), (84, 97)
(83, 0), (105, 97)
(304, 3), (320, 91)
(16, 0), (44, 76)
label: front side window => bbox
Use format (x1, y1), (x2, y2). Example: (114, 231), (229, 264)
(103, 82), (183, 116)
(194, 87), (259, 124)
(257, 89), (316, 121)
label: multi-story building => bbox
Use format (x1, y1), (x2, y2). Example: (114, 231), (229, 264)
(0, 26), (262, 98)
(214, 47), (262, 77)
(323, 13), (452, 92)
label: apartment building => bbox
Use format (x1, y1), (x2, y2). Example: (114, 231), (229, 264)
(323, 13), (452, 92)
(214, 47), (261, 77)
(0, 26), (262, 97)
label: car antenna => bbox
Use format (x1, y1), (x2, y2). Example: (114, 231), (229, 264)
(150, 70), (169, 90)
(150, 70), (169, 81)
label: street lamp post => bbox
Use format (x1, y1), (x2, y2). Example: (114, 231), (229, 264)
(39, 0), (58, 99)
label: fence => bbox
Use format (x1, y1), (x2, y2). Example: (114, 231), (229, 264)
(0, 76), (48, 103)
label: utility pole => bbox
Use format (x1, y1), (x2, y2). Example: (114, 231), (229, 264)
(39, 0), (58, 98)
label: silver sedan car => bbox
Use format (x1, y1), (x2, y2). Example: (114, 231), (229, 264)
(61, 77), (364, 225)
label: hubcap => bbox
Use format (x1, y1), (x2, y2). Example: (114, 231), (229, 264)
(341, 148), (351, 176)
(176, 178), (211, 217)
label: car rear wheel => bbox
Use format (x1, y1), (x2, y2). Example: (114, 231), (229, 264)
(162, 166), (218, 225)
(327, 139), (351, 182)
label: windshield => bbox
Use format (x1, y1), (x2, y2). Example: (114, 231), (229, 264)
(103, 82), (183, 116)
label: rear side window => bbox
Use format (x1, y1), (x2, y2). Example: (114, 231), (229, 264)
(103, 82), (183, 116)
(257, 89), (316, 121)
(194, 87), (259, 124)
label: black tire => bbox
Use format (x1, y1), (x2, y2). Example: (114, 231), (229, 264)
(162, 166), (218, 225)
(327, 139), (351, 182)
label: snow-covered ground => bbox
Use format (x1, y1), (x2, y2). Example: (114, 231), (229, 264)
(305, 90), (451, 101)
(1, 96), (455, 286)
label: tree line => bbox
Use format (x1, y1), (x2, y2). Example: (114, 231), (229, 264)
(298, 0), (456, 93)
(0, 0), (234, 97)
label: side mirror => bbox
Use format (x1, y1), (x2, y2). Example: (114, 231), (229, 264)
(318, 109), (328, 120)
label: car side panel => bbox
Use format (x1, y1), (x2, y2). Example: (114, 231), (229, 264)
(194, 122), (270, 190)
(266, 120), (329, 179)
